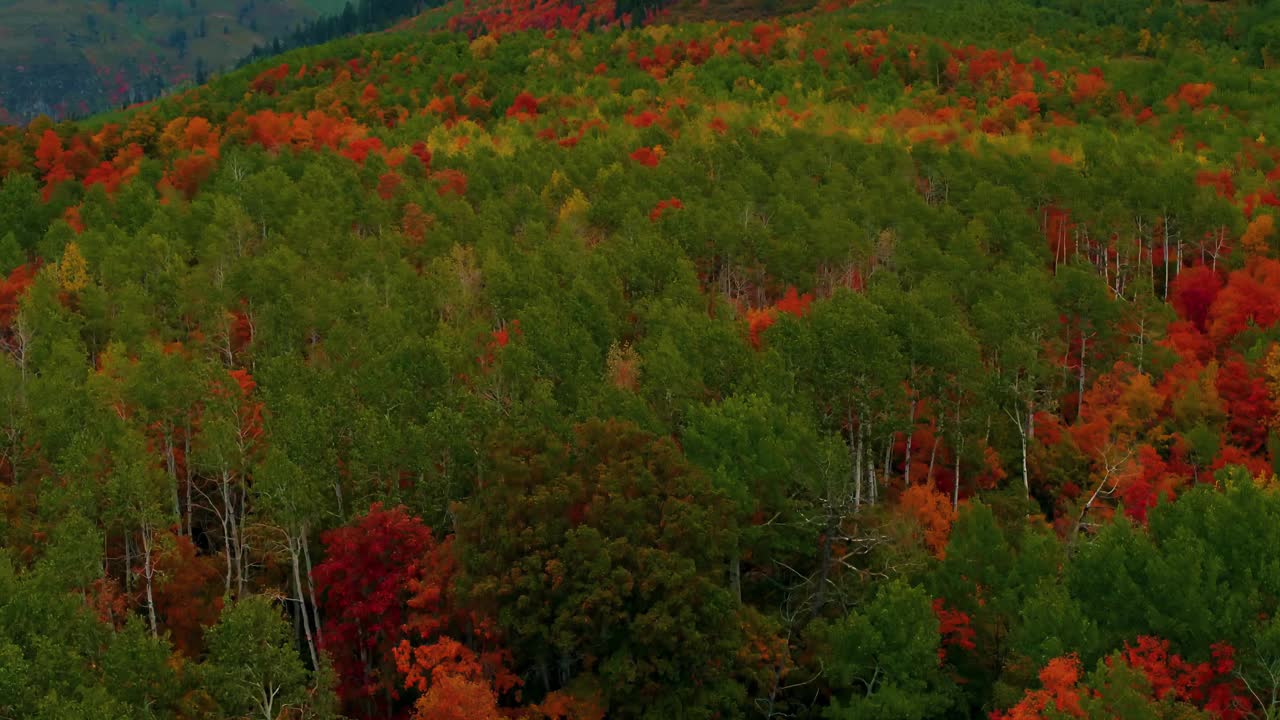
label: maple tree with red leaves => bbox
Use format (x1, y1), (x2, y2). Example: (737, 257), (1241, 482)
(313, 503), (439, 716)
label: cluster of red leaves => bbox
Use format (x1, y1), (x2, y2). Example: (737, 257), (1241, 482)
(236, 109), (368, 154)
(0, 263), (38, 330)
(1116, 636), (1251, 717)
(1167, 82), (1215, 111)
(478, 320), (522, 369)
(932, 598), (976, 662)
(746, 287), (813, 349)
(629, 145), (663, 167)
(1196, 169), (1236, 200)
(507, 91), (542, 121)
(994, 637), (1251, 719)
(434, 168), (469, 197)
(249, 63), (292, 96)
(648, 196), (683, 222)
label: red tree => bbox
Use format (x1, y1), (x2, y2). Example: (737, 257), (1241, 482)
(314, 503), (437, 716)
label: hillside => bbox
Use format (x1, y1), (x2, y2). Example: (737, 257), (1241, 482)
(4, 0), (1280, 718)
(0, 0), (349, 122)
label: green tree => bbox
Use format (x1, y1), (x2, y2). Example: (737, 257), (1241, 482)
(822, 580), (956, 720)
(457, 419), (743, 718)
(203, 595), (312, 720)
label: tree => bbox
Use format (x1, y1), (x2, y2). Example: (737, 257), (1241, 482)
(683, 393), (823, 603)
(313, 502), (435, 717)
(821, 580), (957, 720)
(456, 419), (743, 718)
(204, 595), (314, 720)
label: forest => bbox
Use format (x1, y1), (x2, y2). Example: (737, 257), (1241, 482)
(4, 0), (1280, 717)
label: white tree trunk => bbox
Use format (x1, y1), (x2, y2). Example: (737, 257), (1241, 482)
(141, 520), (158, 638)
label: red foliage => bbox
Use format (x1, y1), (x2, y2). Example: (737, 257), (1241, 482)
(1196, 169), (1236, 199)
(1071, 71), (1108, 103)
(1004, 91), (1040, 115)
(774, 286), (813, 317)
(933, 598), (976, 662)
(410, 141), (433, 171)
(377, 172), (403, 200)
(433, 169), (469, 197)
(1215, 358), (1273, 452)
(402, 203), (433, 245)
(1171, 266), (1222, 332)
(648, 196), (683, 222)
(341, 136), (385, 165)
(629, 146), (662, 167)
(997, 638), (1252, 719)
(1207, 259), (1280, 345)
(507, 91), (542, 121)
(63, 206), (85, 234)
(250, 63), (291, 95)
(0, 263), (37, 330)
(625, 109), (662, 128)
(314, 503), (438, 713)
(153, 534), (224, 656)
(1118, 636), (1251, 718)
(1169, 82), (1215, 111)
(161, 153), (217, 200)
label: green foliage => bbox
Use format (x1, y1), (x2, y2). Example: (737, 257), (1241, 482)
(823, 580), (957, 720)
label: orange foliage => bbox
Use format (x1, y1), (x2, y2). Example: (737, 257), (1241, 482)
(746, 308), (777, 349)
(536, 689), (607, 720)
(1071, 71), (1108, 103)
(995, 655), (1086, 720)
(63, 205), (85, 234)
(899, 484), (955, 557)
(1241, 214), (1275, 257)
(410, 674), (499, 720)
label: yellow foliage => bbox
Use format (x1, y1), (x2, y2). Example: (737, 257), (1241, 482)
(783, 26), (807, 55)
(469, 35), (498, 60)
(558, 189), (591, 233)
(541, 170), (572, 208)
(642, 24), (674, 43)
(57, 242), (90, 293)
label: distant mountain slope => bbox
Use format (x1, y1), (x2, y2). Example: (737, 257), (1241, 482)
(0, 0), (331, 123)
